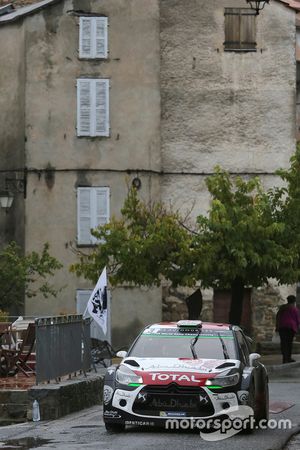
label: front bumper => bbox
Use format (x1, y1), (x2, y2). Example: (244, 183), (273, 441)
(103, 383), (244, 426)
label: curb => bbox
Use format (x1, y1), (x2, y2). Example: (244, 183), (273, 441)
(275, 425), (300, 450)
(265, 361), (300, 374)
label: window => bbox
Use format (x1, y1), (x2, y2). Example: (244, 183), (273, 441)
(224, 8), (256, 52)
(77, 187), (110, 245)
(79, 16), (108, 59)
(77, 78), (109, 137)
(236, 331), (250, 365)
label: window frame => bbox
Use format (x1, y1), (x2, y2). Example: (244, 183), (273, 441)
(235, 330), (250, 366)
(79, 16), (108, 59)
(76, 78), (110, 137)
(224, 7), (257, 53)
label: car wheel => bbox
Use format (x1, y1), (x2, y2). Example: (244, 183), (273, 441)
(256, 382), (269, 422)
(105, 422), (125, 432)
(242, 383), (256, 434)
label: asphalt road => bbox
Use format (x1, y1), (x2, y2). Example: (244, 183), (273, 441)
(0, 381), (300, 450)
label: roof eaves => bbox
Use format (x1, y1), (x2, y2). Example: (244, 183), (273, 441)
(276, 0), (300, 12)
(0, 0), (62, 24)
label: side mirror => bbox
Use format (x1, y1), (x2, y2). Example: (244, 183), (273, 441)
(116, 350), (127, 359)
(249, 352), (261, 367)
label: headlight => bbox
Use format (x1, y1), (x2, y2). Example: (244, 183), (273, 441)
(116, 365), (143, 385)
(205, 372), (240, 387)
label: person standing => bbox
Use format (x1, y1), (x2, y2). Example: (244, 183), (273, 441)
(276, 295), (300, 364)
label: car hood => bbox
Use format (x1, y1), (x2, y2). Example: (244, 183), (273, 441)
(122, 357), (240, 386)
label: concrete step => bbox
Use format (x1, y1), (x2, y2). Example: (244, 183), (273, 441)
(0, 390), (28, 403)
(0, 402), (29, 421)
(257, 341), (300, 355)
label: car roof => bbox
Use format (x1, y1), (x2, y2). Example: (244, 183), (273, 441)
(147, 321), (232, 331)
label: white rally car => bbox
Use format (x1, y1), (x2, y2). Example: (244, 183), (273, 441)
(103, 320), (269, 432)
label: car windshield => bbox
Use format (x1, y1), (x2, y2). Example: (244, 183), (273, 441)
(128, 328), (237, 359)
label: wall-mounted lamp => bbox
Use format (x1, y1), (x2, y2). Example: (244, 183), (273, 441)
(0, 168), (27, 211)
(0, 191), (14, 210)
(132, 177), (142, 190)
(246, 0), (270, 15)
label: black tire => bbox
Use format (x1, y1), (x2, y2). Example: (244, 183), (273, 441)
(242, 383), (256, 434)
(256, 382), (269, 422)
(105, 422), (125, 432)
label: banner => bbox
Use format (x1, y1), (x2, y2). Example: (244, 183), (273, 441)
(85, 267), (108, 335)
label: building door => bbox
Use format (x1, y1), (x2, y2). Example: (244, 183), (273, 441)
(213, 288), (252, 334)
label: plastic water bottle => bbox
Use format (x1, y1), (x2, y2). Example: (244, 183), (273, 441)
(32, 400), (40, 422)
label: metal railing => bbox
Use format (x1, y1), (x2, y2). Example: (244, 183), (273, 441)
(35, 315), (91, 384)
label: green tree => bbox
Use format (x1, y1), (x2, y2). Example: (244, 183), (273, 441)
(192, 167), (296, 325)
(0, 241), (63, 312)
(71, 188), (194, 287)
(270, 145), (300, 283)
(71, 168), (298, 327)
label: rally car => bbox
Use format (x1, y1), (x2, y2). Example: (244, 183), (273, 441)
(103, 320), (269, 432)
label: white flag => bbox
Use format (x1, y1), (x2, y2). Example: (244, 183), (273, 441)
(86, 267), (108, 335)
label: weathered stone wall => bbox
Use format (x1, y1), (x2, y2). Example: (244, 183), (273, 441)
(0, 21), (26, 251)
(162, 286), (213, 323)
(0, 0), (162, 346)
(160, 0), (296, 216)
(159, 0), (296, 342)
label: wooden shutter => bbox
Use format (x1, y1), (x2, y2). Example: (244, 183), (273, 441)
(79, 17), (92, 58)
(77, 188), (92, 244)
(95, 17), (108, 58)
(77, 79), (92, 136)
(240, 10), (256, 50)
(224, 8), (256, 51)
(94, 80), (109, 137)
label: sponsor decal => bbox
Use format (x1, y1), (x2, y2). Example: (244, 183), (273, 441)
(150, 398), (197, 409)
(130, 358), (237, 373)
(135, 369), (218, 385)
(237, 390), (249, 403)
(142, 329), (233, 338)
(104, 410), (122, 419)
(103, 385), (114, 405)
(160, 411), (187, 417)
(150, 373), (201, 382)
(125, 420), (155, 426)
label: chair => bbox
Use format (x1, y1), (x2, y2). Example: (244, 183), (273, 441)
(0, 323), (35, 377)
(0, 322), (14, 349)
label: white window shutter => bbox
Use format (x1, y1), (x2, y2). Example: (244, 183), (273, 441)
(77, 79), (92, 136)
(79, 17), (92, 58)
(77, 188), (92, 244)
(95, 17), (108, 58)
(95, 187), (110, 226)
(94, 79), (109, 137)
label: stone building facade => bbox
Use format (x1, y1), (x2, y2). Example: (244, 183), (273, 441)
(0, 0), (299, 346)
